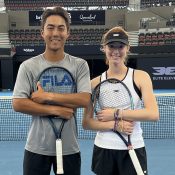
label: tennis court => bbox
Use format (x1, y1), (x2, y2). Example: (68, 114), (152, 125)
(0, 90), (175, 175)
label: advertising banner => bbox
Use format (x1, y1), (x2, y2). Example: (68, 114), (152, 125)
(69, 10), (105, 25)
(137, 57), (175, 89)
(29, 10), (105, 26)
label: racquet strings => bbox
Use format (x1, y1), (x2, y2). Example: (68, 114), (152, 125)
(38, 67), (75, 95)
(93, 79), (133, 114)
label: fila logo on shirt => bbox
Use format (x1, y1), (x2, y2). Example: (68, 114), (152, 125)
(42, 75), (73, 87)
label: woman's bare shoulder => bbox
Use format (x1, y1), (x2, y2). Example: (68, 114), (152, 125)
(134, 69), (152, 88)
(134, 69), (151, 79)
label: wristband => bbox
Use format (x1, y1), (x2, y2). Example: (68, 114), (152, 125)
(113, 109), (119, 131)
(114, 109), (120, 120)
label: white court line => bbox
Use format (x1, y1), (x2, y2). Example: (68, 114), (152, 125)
(155, 93), (175, 97)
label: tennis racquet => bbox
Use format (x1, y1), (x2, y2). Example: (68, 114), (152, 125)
(92, 78), (144, 175)
(36, 66), (76, 174)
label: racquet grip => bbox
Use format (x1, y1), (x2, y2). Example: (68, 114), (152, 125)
(56, 139), (64, 174)
(129, 149), (144, 175)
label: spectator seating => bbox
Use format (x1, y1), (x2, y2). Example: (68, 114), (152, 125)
(4, 0), (129, 10)
(9, 29), (44, 46)
(9, 28), (175, 47)
(8, 28), (109, 46)
(138, 29), (175, 46)
(141, 0), (175, 9)
(9, 28), (139, 47)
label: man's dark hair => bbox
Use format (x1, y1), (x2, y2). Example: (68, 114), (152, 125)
(41, 6), (70, 31)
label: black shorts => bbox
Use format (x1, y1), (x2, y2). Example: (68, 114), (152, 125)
(23, 150), (81, 175)
(92, 145), (148, 175)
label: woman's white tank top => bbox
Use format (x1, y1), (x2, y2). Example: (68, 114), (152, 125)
(94, 68), (145, 150)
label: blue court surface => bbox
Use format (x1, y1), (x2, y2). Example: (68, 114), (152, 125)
(1, 90), (175, 175)
(0, 139), (175, 175)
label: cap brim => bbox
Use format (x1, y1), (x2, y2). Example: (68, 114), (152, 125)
(104, 39), (129, 45)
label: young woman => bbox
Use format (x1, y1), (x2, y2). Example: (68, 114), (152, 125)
(83, 26), (159, 175)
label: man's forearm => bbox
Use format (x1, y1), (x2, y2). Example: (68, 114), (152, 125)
(12, 98), (54, 116)
(47, 92), (91, 108)
(12, 98), (74, 119)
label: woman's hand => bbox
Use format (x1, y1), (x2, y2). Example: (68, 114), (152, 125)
(96, 108), (115, 121)
(115, 120), (134, 135)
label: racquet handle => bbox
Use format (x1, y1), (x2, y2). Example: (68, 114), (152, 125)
(129, 149), (144, 175)
(56, 139), (64, 174)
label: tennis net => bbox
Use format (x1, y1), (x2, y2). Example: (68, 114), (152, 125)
(0, 93), (175, 141)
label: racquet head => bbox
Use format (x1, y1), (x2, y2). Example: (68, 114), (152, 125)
(36, 66), (76, 95)
(35, 66), (77, 133)
(92, 78), (134, 113)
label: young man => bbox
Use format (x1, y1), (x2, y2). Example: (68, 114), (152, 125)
(12, 6), (91, 175)
(83, 26), (159, 175)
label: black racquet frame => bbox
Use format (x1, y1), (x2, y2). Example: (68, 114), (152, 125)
(92, 78), (134, 149)
(35, 66), (77, 140)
